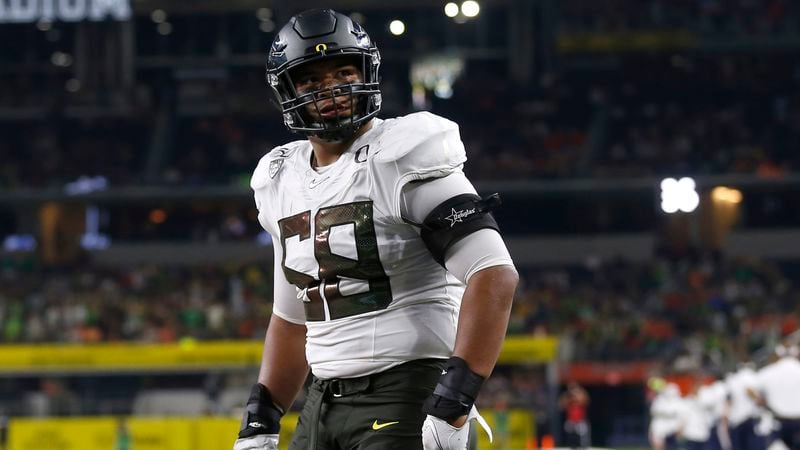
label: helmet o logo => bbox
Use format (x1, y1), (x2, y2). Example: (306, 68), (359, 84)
(315, 43), (328, 53)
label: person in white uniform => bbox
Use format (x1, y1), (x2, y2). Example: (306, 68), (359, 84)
(727, 364), (765, 450)
(698, 379), (733, 450)
(750, 344), (800, 450)
(679, 383), (713, 450)
(650, 383), (684, 450)
(232, 8), (518, 450)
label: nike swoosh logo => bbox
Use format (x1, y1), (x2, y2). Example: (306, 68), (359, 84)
(308, 176), (330, 189)
(372, 420), (399, 430)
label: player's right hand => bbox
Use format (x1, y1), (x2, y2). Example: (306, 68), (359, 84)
(233, 434), (279, 450)
(233, 384), (284, 450)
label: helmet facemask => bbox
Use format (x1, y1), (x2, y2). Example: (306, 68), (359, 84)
(268, 52), (381, 143)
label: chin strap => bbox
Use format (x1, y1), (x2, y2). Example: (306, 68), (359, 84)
(309, 121), (363, 143)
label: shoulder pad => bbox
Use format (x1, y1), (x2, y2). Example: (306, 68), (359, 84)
(250, 142), (303, 189)
(373, 112), (466, 178)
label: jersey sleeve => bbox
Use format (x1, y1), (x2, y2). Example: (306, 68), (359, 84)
(250, 145), (306, 324)
(251, 150), (279, 235)
(400, 173), (514, 283)
(271, 236), (306, 324)
(370, 111), (467, 219)
(250, 142), (305, 233)
(444, 229), (514, 283)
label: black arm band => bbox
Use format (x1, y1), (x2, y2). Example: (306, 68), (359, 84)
(420, 193), (502, 265)
(238, 383), (285, 438)
(422, 357), (486, 421)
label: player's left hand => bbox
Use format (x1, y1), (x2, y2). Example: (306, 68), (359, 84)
(421, 405), (492, 450)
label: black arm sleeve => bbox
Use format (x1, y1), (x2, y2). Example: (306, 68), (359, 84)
(419, 193), (502, 265)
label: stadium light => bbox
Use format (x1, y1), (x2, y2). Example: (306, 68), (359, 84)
(461, 0), (480, 18)
(64, 175), (107, 195)
(81, 206), (110, 250)
(660, 177), (699, 214)
(444, 2), (459, 18)
(389, 19), (405, 36)
(150, 9), (166, 23)
(3, 235), (37, 252)
(434, 79), (454, 99)
(50, 51), (72, 67)
(149, 209), (167, 224)
(712, 186), (742, 204)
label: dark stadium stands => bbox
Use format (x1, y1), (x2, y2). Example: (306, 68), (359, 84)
(3, 2), (800, 449)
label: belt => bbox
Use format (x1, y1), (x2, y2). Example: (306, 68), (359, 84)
(304, 359), (444, 450)
(326, 375), (373, 398)
(307, 373), (374, 450)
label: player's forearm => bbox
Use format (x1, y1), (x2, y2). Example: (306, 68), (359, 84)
(257, 314), (309, 411)
(452, 264), (518, 377)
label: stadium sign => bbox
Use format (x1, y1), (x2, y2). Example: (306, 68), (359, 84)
(0, 0), (131, 23)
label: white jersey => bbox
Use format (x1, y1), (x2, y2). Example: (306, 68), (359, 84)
(698, 381), (728, 423)
(252, 112), (470, 379)
(726, 367), (760, 426)
(650, 385), (683, 444)
(754, 357), (800, 419)
(678, 394), (712, 442)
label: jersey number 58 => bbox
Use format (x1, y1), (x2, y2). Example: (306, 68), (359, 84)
(278, 201), (392, 321)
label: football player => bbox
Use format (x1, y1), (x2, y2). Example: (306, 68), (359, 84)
(233, 9), (517, 450)
(750, 344), (800, 450)
(678, 381), (713, 450)
(726, 364), (763, 450)
(698, 378), (732, 450)
(649, 383), (683, 450)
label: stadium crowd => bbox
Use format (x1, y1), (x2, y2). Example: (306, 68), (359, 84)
(1, 52), (798, 189)
(592, 54), (800, 179)
(561, 0), (798, 35)
(2, 253), (797, 368)
(0, 258), (273, 343)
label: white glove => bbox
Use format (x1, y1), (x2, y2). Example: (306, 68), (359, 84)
(233, 434), (279, 450)
(422, 405), (493, 450)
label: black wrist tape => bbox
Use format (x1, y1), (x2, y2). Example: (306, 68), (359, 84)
(422, 357), (485, 421)
(238, 383), (284, 438)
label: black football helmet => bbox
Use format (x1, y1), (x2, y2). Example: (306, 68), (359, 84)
(266, 9), (382, 142)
